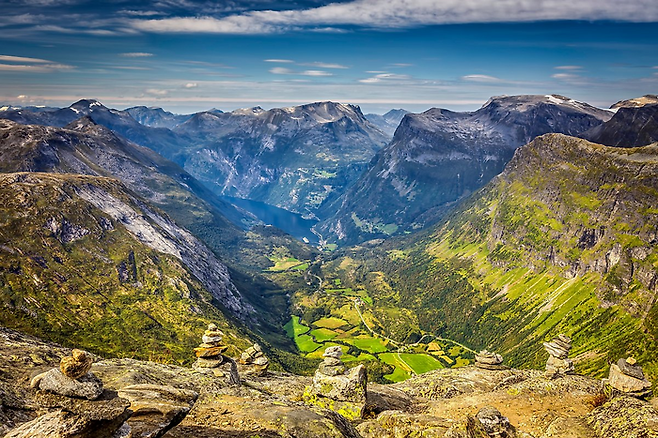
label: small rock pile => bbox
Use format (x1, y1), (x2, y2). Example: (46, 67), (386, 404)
(192, 323), (228, 376)
(467, 406), (517, 438)
(543, 334), (574, 378)
(475, 350), (507, 371)
(304, 346), (367, 420)
(606, 357), (652, 398)
(318, 345), (346, 376)
(30, 349), (103, 400)
(239, 343), (269, 377)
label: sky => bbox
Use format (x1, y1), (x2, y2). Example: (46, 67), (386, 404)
(0, 0), (657, 114)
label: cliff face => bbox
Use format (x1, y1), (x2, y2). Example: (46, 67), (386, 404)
(0, 173), (254, 361)
(319, 95), (611, 245)
(584, 104), (658, 147)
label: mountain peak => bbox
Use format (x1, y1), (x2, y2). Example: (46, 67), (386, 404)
(610, 95), (658, 109)
(69, 99), (107, 113)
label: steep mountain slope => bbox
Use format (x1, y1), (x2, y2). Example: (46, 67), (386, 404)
(321, 134), (658, 382)
(365, 109), (409, 137)
(125, 106), (193, 129)
(0, 172), (254, 360)
(0, 99), (188, 156)
(169, 101), (389, 214)
(319, 95), (612, 245)
(584, 104), (658, 147)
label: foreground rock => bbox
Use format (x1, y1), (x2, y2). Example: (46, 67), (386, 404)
(30, 350), (103, 400)
(475, 351), (508, 371)
(4, 391), (131, 438)
(303, 346), (367, 420)
(239, 343), (269, 377)
(605, 357), (652, 398)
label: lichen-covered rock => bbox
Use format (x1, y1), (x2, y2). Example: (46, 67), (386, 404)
(473, 406), (517, 438)
(475, 351), (508, 371)
(304, 364), (367, 420)
(238, 343), (269, 377)
(60, 349), (93, 380)
(357, 411), (451, 438)
(587, 395), (658, 438)
(31, 369), (103, 401)
(545, 355), (575, 379)
(117, 384), (198, 438)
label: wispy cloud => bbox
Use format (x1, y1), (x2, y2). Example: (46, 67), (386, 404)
(555, 65), (583, 70)
(269, 67), (295, 75)
(264, 59), (294, 63)
(120, 52), (154, 57)
(270, 66), (333, 77)
(303, 62), (348, 69)
(183, 82), (198, 88)
(461, 74), (503, 82)
(144, 88), (168, 96)
(0, 54), (73, 72)
(300, 70), (332, 76)
(129, 0), (658, 35)
(359, 73), (411, 83)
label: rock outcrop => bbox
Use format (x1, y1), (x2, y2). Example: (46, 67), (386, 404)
(605, 357), (652, 398)
(543, 334), (574, 378)
(303, 346), (368, 420)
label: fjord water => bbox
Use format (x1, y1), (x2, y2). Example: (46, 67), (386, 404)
(224, 196), (319, 244)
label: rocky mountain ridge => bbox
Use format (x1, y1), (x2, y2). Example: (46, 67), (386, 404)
(318, 95), (612, 245)
(364, 109), (409, 137)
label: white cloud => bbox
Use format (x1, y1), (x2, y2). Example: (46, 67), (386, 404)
(264, 59), (294, 63)
(300, 70), (332, 76)
(552, 73), (579, 80)
(462, 74), (502, 82)
(555, 65), (583, 70)
(0, 62), (73, 72)
(0, 55), (50, 63)
(184, 82), (198, 88)
(120, 52), (154, 57)
(269, 67), (295, 74)
(303, 62), (348, 69)
(359, 73), (411, 83)
(145, 88), (168, 96)
(130, 0), (658, 35)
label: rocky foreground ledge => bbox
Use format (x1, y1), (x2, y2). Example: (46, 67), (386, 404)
(1, 326), (657, 438)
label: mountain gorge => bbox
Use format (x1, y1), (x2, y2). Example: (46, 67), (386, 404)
(319, 95), (612, 245)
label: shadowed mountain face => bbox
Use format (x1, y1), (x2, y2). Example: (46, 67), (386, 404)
(584, 104), (658, 147)
(318, 95), (612, 245)
(125, 106), (193, 129)
(169, 101), (390, 214)
(365, 109), (409, 137)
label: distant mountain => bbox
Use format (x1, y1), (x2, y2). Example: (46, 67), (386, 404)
(125, 106), (193, 129)
(322, 133), (658, 382)
(319, 94), (612, 245)
(365, 109), (409, 137)
(585, 104), (658, 147)
(610, 94), (658, 109)
(0, 99), (189, 158)
(168, 101), (389, 214)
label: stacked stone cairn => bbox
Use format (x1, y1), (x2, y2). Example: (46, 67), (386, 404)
(192, 323), (228, 376)
(474, 350), (508, 370)
(239, 343), (269, 377)
(543, 334), (574, 378)
(303, 346), (367, 420)
(30, 349), (103, 400)
(606, 357), (652, 398)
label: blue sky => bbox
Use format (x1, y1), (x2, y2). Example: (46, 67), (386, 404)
(0, 0), (657, 114)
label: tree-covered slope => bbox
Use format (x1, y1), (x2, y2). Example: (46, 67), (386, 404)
(321, 134), (658, 382)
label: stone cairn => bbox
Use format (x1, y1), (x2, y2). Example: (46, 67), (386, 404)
(606, 357), (652, 398)
(239, 343), (269, 377)
(304, 346), (367, 420)
(30, 349), (103, 400)
(192, 323), (240, 385)
(193, 323), (228, 374)
(475, 350), (508, 371)
(543, 334), (574, 378)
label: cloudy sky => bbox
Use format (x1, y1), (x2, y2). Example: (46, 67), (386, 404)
(1, 0), (657, 114)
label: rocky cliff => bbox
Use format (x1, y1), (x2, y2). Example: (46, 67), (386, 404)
(319, 95), (612, 245)
(584, 104), (658, 147)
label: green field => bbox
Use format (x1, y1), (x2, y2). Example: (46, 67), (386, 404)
(295, 334), (322, 353)
(314, 317), (349, 329)
(398, 353), (444, 374)
(267, 255), (307, 272)
(310, 328), (338, 342)
(284, 316), (309, 337)
(344, 336), (389, 354)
